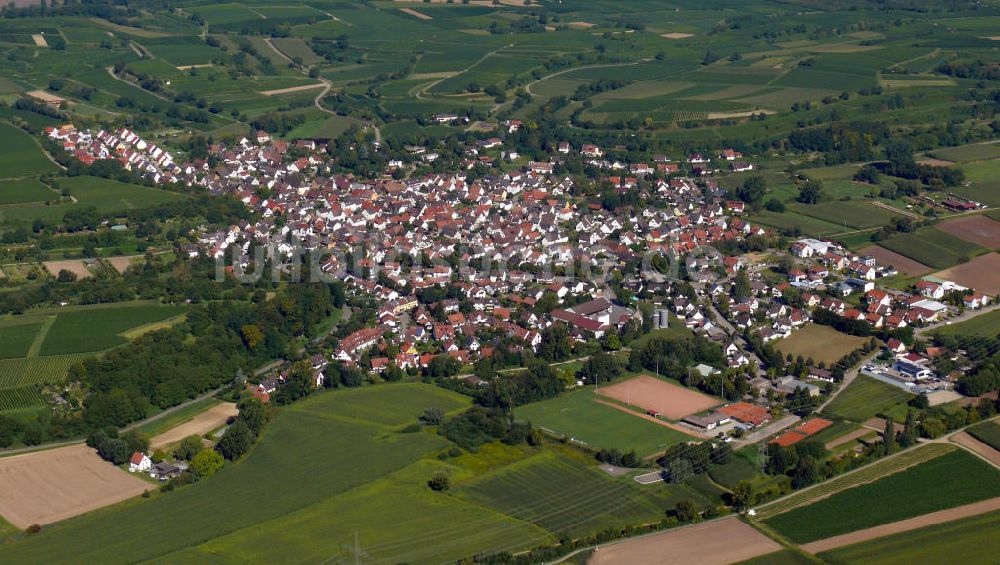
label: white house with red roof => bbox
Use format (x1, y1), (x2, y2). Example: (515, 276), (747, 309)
(129, 452), (152, 473)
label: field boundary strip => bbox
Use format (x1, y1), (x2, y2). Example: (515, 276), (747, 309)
(753, 443), (956, 520)
(24, 315), (55, 358)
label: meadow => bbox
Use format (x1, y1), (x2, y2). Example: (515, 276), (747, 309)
(788, 200), (898, 231)
(0, 176), (187, 230)
(765, 449), (1000, 543)
(514, 387), (694, 456)
(0, 178), (55, 206)
(0, 123), (57, 179)
(776, 324), (869, 366)
(822, 375), (914, 423)
(934, 310), (1000, 339)
(818, 510), (1000, 565)
(928, 143), (1000, 163)
(751, 209), (845, 238)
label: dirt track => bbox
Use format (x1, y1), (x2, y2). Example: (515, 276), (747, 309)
(825, 428), (872, 450)
(596, 375), (719, 420)
(258, 83), (326, 96)
(151, 402), (237, 449)
(952, 432), (1000, 468)
(589, 517), (781, 565)
(399, 7), (432, 19)
(0, 444), (150, 528)
(801, 497), (1000, 554)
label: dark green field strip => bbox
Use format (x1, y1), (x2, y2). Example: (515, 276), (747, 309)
(967, 421), (1000, 452)
(818, 509), (1000, 565)
(0, 320), (43, 359)
(38, 304), (188, 356)
(765, 449), (1000, 543)
(0, 385), (45, 411)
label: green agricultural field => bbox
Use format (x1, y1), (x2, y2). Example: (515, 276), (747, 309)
(788, 200), (898, 230)
(707, 451), (757, 488)
(775, 324), (869, 366)
(515, 387), (694, 456)
(0, 385), (44, 412)
(188, 457), (552, 563)
(952, 159), (1000, 207)
(628, 317), (693, 349)
(822, 375), (914, 423)
(0, 176), (187, 230)
(284, 115), (359, 140)
(457, 450), (693, 537)
(929, 143), (1000, 163)
(879, 227), (986, 270)
(0, 319), (43, 359)
(0, 354), (90, 389)
(38, 303), (189, 356)
(735, 549), (817, 565)
(0, 384), (467, 562)
(754, 443), (956, 520)
(799, 163), (864, 182)
(934, 310), (1000, 339)
(967, 420), (1000, 452)
(751, 209), (845, 238)
(0, 178), (56, 206)
(765, 449), (1000, 543)
(269, 38), (323, 65)
(818, 510), (1000, 565)
(312, 382), (470, 428)
(0, 123), (58, 179)
(0, 381), (696, 563)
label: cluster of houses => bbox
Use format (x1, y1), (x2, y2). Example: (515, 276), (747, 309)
(46, 122), (997, 421)
(106, 133), (764, 374)
(50, 133), (754, 388)
(46, 125), (177, 182)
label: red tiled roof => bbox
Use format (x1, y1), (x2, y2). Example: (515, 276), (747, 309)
(718, 402), (770, 426)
